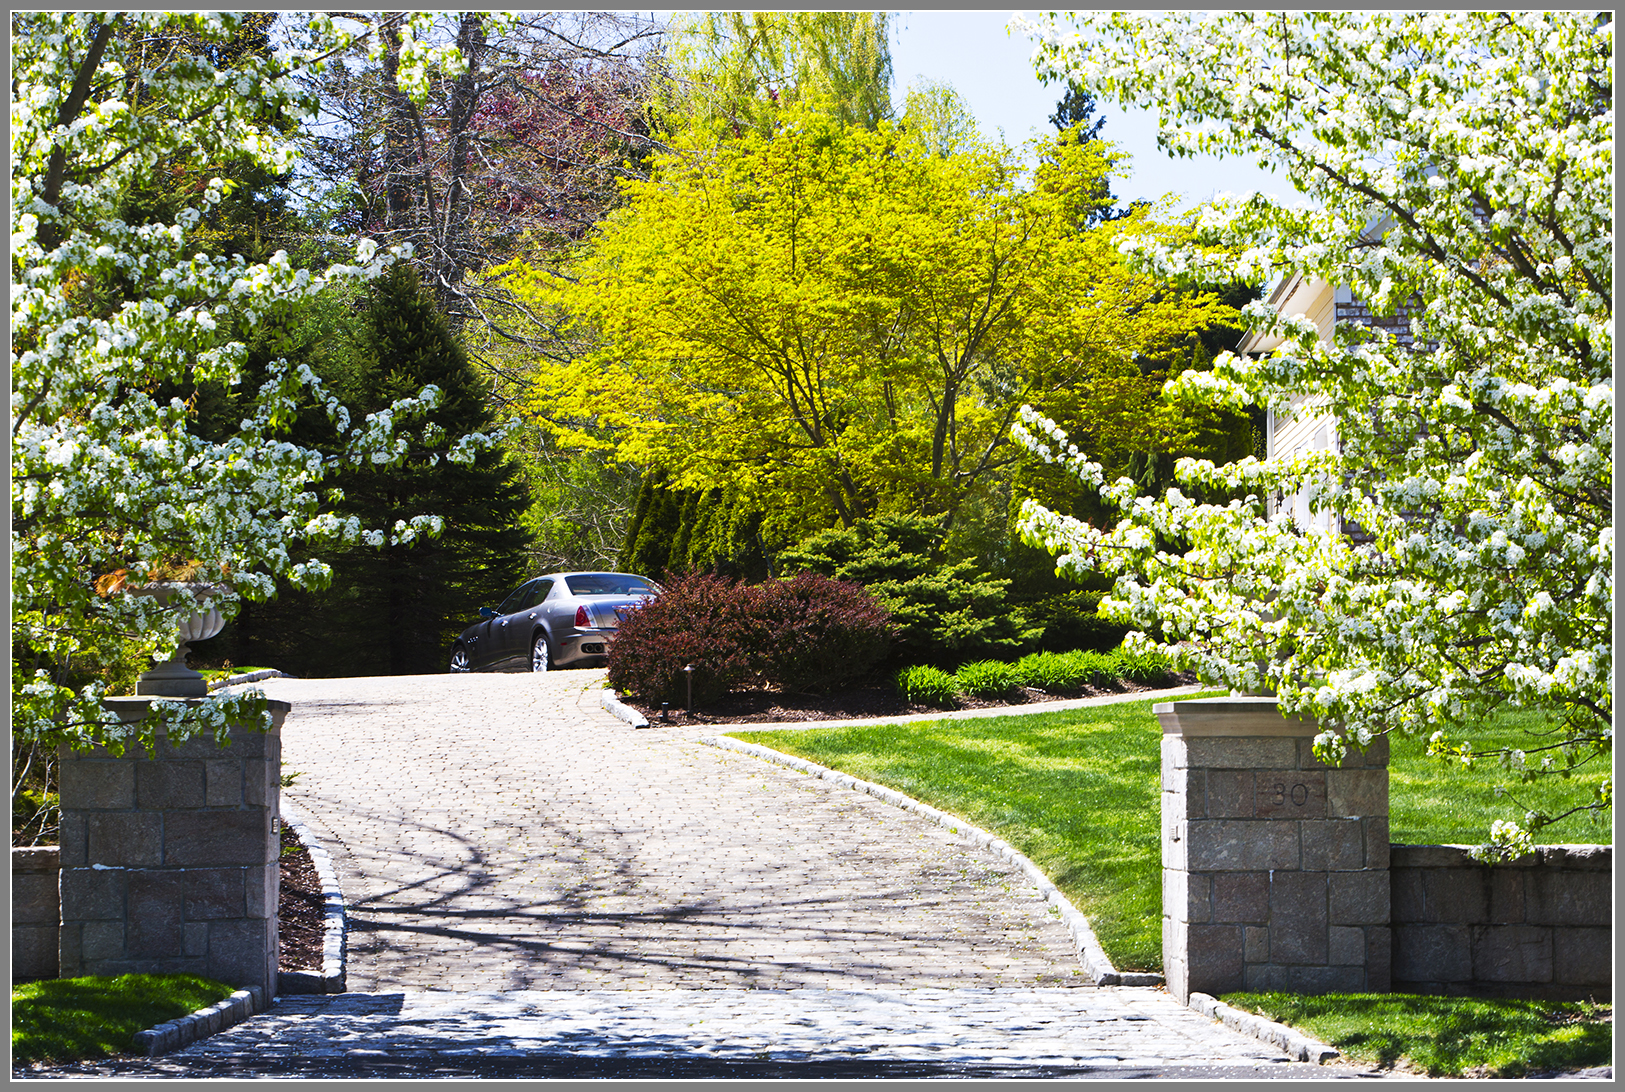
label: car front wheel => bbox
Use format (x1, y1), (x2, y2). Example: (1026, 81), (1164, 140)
(450, 644), (471, 673)
(531, 634), (550, 673)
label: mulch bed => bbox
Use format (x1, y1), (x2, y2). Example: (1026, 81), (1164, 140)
(278, 823), (325, 971)
(623, 672), (1198, 727)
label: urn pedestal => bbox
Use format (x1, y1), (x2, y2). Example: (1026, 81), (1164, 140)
(131, 583), (225, 698)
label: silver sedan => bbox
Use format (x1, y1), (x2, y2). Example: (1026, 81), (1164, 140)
(449, 571), (657, 673)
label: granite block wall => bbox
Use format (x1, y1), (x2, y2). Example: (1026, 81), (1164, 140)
(55, 698), (289, 996)
(1391, 843), (1611, 1000)
(12, 846), (62, 982)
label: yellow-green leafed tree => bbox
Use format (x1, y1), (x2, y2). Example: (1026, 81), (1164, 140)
(656, 11), (894, 138)
(500, 106), (1236, 539)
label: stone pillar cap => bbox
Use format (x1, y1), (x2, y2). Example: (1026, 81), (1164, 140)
(1154, 695), (1317, 737)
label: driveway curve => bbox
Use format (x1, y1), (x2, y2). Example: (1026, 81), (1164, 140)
(265, 672), (1090, 993)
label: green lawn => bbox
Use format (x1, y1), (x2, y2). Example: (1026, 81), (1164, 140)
(12, 974), (234, 1065)
(1389, 707), (1613, 845)
(732, 694), (1610, 973)
(1219, 992), (1613, 1077)
(197, 665), (275, 681)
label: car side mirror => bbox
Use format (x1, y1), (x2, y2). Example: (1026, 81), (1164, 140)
(479, 607), (497, 619)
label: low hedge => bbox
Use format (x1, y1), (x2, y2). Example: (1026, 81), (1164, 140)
(891, 644), (1178, 708)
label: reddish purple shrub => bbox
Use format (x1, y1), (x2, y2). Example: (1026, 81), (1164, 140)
(606, 572), (754, 705)
(606, 571), (892, 705)
(743, 573), (892, 692)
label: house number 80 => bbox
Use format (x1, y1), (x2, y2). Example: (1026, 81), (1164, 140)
(1273, 782), (1310, 807)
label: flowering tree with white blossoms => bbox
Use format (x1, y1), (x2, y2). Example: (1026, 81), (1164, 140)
(11, 12), (489, 761)
(1012, 11), (1611, 856)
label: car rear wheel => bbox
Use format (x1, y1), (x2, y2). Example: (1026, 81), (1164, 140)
(449, 645), (471, 673)
(531, 634), (550, 673)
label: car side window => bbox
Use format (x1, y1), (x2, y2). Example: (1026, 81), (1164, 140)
(526, 579), (554, 610)
(499, 579), (539, 616)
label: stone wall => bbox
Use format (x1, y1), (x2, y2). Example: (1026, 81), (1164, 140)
(1159, 696), (1611, 1002)
(12, 846), (62, 982)
(1391, 843), (1611, 1000)
(56, 698), (289, 996)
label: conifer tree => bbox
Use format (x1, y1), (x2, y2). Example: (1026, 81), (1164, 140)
(324, 267), (533, 673)
(208, 268), (532, 675)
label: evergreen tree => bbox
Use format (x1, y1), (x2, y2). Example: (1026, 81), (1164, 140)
(1047, 82), (1138, 228)
(619, 481), (776, 582)
(201, 268), (533, 675)
(1048, 82), (1106, 142)
(325, 267), (533, 673)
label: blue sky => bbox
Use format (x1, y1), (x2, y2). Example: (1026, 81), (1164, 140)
(889, 10), (1301, 210)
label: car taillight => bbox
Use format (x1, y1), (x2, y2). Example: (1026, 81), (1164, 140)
(575, 605), (590, 627)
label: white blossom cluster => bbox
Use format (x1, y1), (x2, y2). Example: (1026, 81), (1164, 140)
(1013, 12), (1612, 856)
(12, 13), (487, 754)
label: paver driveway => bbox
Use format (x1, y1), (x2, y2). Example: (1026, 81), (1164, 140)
(19, 671), (1405, 1079)
(268, 672), (1090, 992)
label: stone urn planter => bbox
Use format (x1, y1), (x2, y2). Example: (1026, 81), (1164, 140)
(129, 582), (226, 697)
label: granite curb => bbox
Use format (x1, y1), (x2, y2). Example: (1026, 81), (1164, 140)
(701, 733), (1162, 988)
(207, 668), (292, 691)
(129, 986), (265, 1057)
(276, 798), (348, 994)
(599, 688), (649, 728)
(602, 682), (1208, 736)
(1187, 992), (1340, 1065)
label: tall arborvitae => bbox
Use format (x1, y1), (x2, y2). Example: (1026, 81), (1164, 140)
(618, 481), (776, 582)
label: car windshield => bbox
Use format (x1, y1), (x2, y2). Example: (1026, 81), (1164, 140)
(565, 574), (655, 597)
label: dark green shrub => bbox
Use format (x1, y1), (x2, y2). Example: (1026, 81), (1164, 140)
(896, 664), (958, 707)
(1017, 590), (1130, 653)
(779, 513), (1037, 664)
(954, 659), (1021, 699)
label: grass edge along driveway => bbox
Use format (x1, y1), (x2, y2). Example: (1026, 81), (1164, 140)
(11, 973), (234, 1066)
(1220, 991), (1612, 1078)
(730, 693), (1611, 974)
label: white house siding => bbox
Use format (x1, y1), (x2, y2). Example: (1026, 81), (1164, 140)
(1249, 279), (1340, 533)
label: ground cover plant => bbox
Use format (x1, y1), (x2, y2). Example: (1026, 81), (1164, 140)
(730, 698), (1611, 973)
(1218, 992), (1612, 1078)
(894, 665), (958, 708)
(11, 974), (234, 1065)
(952, 660), (1021, 700)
